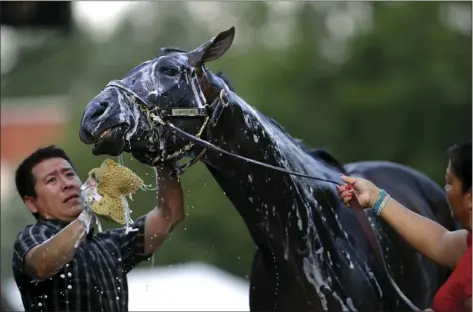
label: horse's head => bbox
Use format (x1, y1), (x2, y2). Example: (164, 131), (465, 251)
(79, 27), (235, 165)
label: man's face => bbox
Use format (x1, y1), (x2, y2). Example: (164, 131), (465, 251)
(25, 157), (84, 222)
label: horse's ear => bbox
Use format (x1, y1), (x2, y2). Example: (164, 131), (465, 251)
(187, 26), (235, 67)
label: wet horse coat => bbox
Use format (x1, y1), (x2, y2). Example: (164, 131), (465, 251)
(78, 27), (456, 311)
(199, 91), (454, 311)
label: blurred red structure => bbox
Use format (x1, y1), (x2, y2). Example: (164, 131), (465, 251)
(1, 97), (70, 166)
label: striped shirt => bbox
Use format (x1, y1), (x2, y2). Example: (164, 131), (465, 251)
(12, 216), (150, 312)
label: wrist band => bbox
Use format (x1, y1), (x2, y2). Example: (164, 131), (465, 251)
(373, 190), (385, 208)
(377, 194), (390, 216)
(373, 189), (390, 216)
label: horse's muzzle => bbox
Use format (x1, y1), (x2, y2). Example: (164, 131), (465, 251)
(79, 127), (95, 145)
(90, 126), (127, 156)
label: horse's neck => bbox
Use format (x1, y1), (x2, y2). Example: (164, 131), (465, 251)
(203, 96), (344, 256)
(206, 96), (341, 192)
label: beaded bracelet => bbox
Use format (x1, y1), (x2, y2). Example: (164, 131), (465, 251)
(373, 190), (385, 208)
(373, 189), (391, 216)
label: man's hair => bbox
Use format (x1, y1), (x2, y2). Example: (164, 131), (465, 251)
(15, 145), (75, 219)
(447, 142), (472, 193)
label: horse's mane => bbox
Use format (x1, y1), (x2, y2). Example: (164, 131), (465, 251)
(216, 71), (346, 173)
(268, 117), (346, 173)
(215, 71), (235, 92)
(159, 47), (187, 56)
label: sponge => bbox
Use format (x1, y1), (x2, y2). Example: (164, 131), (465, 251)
(85, 158), (143, 226)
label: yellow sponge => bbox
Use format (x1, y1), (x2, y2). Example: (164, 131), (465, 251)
(87, 158), (143, 225)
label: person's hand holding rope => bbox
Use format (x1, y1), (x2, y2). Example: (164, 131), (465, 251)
(336, 175), (382, 209)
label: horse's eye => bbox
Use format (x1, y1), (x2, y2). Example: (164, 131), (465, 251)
(159, 67), (180, 77)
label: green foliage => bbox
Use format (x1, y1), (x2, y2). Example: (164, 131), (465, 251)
(2, 2), (470, 279)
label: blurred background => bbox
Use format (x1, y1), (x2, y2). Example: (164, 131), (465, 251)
(1, 1), (471, 310)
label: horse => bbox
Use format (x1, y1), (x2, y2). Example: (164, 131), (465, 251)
(78, 27), (457, 311)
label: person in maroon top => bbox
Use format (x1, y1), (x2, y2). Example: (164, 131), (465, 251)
(337, 143), (472, 312)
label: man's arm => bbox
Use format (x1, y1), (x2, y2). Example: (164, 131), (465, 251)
(17, 211), (93, 280)
(112, 164), (185, 272)
(143, 164), (185, 254)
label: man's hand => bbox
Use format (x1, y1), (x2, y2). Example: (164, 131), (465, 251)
(143, 164), (185, 255)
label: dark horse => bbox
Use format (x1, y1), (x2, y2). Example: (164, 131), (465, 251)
(79, 27), (456, 311)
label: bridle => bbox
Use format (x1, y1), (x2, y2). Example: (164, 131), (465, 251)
(106, 69), (230, 172)
(106, 68), (421, 312)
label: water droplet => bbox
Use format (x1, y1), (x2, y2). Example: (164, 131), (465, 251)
(67, 285), (72, 290)
(44, 295), (47, 299)
(67, 272), (72, 277)
(60, 274), (65, 279)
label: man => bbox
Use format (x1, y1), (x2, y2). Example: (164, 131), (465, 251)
(12, 145), (185, 311)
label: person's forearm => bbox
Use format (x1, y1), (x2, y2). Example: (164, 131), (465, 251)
(155, 165), (185, 225)
(143, 165), (185, 254)
(377, 196), (448, 262)
(25, 211), (92, 280)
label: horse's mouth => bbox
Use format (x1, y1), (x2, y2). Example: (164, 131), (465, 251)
(92, 125), (127, 156)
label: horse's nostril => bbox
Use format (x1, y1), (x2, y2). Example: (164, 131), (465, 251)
(90, 101), (109, 120)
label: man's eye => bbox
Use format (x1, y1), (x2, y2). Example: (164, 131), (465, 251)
(47, 177), (56, 183)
